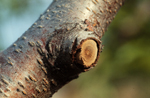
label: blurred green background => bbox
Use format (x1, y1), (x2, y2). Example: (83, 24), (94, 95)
(0, 0), (150, 98)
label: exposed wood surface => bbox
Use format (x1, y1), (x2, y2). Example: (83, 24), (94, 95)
(76, 39), (98, 67)
(0, 0), (125, 97)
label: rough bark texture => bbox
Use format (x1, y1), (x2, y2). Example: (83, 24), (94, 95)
(0, 0), (125, 97)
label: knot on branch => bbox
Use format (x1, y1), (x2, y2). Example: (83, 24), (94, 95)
(75, 39), (98, 68)
(71, 37), (101, 71)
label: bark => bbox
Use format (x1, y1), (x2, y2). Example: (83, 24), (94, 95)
(0, 0), (125, 97)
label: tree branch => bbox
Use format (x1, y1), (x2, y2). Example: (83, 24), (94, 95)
(0, 0), (125, 97)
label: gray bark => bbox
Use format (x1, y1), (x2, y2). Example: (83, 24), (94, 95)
(0, 0), (125, 97)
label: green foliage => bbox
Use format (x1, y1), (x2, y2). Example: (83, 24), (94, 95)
(0, 0), (150, 98)
(0, 0), (47, 50)
(0, 0), (29, 14)
(73, 0), (150, 98)
(0, 0), (42, 15)
(103, 0), (150, 78)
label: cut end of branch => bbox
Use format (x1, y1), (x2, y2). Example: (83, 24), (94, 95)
(76, 39), (98, 68)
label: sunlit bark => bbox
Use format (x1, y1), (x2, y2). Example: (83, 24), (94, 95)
(0, 0), (125, 97)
